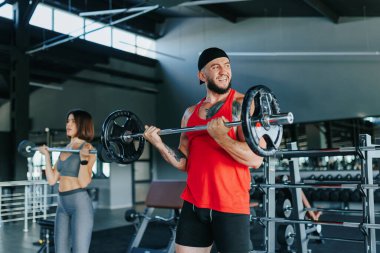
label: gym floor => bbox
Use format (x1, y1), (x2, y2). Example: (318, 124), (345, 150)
(2, 207), (380, 253)
(0, 208), (131, 253)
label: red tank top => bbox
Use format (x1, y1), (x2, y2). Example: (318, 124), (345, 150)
(181, 89), (251, 214)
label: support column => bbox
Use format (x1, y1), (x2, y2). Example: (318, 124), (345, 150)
(10, 1), (31, 180)
(264, 157), (276, 252)
(360, 134), (377, 253)
(288, 142), (308, 253)
(305, 123), (327, 149)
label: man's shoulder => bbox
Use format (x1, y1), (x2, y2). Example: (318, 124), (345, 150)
(182, 104), (196, 119)
(233, 89), (245, 104)
(186, 104), (197, 113)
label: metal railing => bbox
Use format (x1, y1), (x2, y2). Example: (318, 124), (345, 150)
(0, 180), (57, 232)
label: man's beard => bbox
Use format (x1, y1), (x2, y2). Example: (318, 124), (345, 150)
(206, 78), (231, 94)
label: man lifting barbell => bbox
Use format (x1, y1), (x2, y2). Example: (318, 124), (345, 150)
(143, 47), (268, 253)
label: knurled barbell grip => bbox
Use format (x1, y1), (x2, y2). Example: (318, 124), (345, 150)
(123, 112), (293, 141)
(27, 146), (98, 154)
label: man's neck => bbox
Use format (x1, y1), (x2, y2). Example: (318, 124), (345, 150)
(205, 88), (231, 104)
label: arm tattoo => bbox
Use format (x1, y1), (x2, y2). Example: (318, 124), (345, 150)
(206, 101), (224, 119)
(232, 101), (242, 121)
(164, 144), (186, 162)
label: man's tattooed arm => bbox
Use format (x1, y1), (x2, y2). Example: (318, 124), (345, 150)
(205, 100), (241, 120)
(206, 101), (224, 119)
(164, 144), (186, 162)
(232, 101), (242, 121)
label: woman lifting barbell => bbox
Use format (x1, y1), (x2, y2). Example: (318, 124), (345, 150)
(38, 109), (96, 253)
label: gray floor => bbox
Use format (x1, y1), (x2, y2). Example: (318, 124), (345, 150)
(0, 207), (135, 253)
(2, 206), (379, 253)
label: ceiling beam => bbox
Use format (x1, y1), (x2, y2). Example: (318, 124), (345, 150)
(34, 54), (161, 84)
(22, 0), (40, 26)
(147, 0), (188, 8)
(31, 68), (158, 94)
(201, 4), (238, 23)
(303, 0), (339, 23)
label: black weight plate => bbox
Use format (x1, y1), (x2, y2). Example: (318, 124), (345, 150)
(18, 140), (36, 158)
(241, 85), (283, 156)
(101, 110), (145, 164)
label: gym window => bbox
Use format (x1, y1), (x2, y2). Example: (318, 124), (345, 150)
(0, 2), (12, 20)
(27, 3), (156, 58)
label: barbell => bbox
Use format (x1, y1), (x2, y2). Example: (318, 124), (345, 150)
(17, 140), (114, 163)
(101, 85), (294, 164)
(252, 216), (380, 230)
(18, 85), (293, 164)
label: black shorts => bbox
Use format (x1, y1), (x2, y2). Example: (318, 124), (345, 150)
(175, 201), (252, 253)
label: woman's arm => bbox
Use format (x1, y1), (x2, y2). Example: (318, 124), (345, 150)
(38, 145), (60, 185)
(78, 143), (96, 188)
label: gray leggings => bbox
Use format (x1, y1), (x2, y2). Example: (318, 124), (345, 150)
(55, 189), (94, 253)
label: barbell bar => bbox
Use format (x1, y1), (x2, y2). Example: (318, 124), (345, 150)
(17, 140), (96, 158)
(308, 235), (365, 244)
(101, 85), (294, 164)
(253, 182), (379, 189)
(274, 146), (380, 159)
(251, 216), (380, 230)
(304, 207), (380, 215)
(122, 112), (293, 140)
(17, 140), (114, 163)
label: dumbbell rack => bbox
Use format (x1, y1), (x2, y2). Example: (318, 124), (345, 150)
(260, 134), (379, 253)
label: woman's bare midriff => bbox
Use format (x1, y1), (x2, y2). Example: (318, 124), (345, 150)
(59, 176), (83, 192)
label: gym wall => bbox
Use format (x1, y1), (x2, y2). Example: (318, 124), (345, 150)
(154, 17), (380, 178)
(0, 56), (159, 185)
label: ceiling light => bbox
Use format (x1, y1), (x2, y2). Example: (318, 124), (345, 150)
(30, 82), (63, 91)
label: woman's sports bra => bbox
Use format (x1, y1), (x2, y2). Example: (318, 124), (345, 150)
(56, 142), (86, 177)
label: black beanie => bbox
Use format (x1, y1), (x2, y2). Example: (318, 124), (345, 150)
(198, 47), (229, 84)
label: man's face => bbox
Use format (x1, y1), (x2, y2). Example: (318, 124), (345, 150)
(200, 57), (232, 94)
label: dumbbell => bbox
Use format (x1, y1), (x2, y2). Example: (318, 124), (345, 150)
(311, 189), (323, 201)
(303, 188), (314, 201)
(329, 190), (340, 202)
(319, 189), (330, 201)
(124, 209), (139, 222)
(345, 174), (352, 181)
(350, 189), (362, 202)
(354, 174), (362, 181)
(339, 189), (351, 202)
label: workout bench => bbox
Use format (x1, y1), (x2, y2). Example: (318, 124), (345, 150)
(36, 219), (55, 253)
(127, 180), (186, 253)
